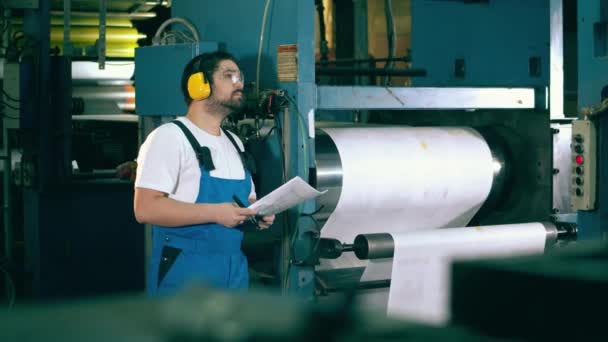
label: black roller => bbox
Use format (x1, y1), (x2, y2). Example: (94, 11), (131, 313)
(353, 233), (394, 260)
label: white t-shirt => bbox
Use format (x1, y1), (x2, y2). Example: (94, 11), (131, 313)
(135, 117), (256, 202)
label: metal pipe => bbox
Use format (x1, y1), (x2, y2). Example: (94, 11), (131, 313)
(316, 56), (411, 65)
(71, 98), (134, 115)
(14, 16), (134, 27)
(550, 0), (564, 119)
(72, 114), (138, 122)
(71, 60), (134, 83)
(50, 27), (145, 44)
(255, 0), (272, 98)
(72, 85), (135, 100)
(315, 67), (426, 77)
(50, 10), (156, 19)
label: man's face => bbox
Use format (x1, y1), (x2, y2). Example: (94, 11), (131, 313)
(208, 59), (245, 112)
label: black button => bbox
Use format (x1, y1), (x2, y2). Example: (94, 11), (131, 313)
(575, 188), (584, 196)
(574, 145), (584, 153)
(575, 177), (584, 186)
(574, 134), (583, 143)
(576, 166), (584, 175)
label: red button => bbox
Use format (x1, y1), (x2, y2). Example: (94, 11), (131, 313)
(576, 155), (584, 165)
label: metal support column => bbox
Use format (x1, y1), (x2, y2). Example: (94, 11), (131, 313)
(550, 0), (565, 119)
(285, 0), (316, 298)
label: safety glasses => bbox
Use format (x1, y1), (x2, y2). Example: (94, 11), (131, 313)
(219, 69), (244, 85)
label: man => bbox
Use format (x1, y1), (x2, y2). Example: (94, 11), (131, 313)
(134, 51), (275, 295)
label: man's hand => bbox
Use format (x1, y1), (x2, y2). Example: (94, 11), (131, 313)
(257, 214), (275, 230)
(213, 203), (257, 227)
(249, 197), (275, 230)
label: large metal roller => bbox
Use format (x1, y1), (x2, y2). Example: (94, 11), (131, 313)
(312, 127), (509, 223)
(318, 222), (577, 260)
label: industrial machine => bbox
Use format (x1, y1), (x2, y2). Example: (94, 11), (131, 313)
(132, 0), (595, 317)
(0, 1), (169, 301)
(1, 0), (607, 339)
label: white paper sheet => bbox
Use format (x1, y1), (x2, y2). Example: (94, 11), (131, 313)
(249, 176), (327, 216)
(317, 126), (495, 280)
(387, 223), (547, 325)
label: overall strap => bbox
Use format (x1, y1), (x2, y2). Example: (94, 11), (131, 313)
(221, 128), (256, 173)
(172, 120), (215, 171)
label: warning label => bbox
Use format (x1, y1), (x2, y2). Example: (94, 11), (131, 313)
(277, 44), (298, 82)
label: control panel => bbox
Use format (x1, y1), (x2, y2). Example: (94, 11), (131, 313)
(570, 119), (597, 211)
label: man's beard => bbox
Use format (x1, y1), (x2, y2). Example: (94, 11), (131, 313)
(208, 91), (245, 114)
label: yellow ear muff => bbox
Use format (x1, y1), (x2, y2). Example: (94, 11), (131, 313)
(187, 71), (211, 101)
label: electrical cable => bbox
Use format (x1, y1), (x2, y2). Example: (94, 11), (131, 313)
(261, 125), (276, 140)
(273, 110), (287, 184)
(174, 30), (196, 43)
(0, 101), (21, 110)
(152, 17), (200, 46)
(272, 110), (291, 291)
(256, 0), (272, 99)
(1, 101), (20, 110)
(1, 88), (19, 102)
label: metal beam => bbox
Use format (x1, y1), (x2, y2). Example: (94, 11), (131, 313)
(316, 86), (540, 110)
(550, 0), (564, 118)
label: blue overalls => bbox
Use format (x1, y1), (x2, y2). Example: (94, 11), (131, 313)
(147, 121), (252, 296)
